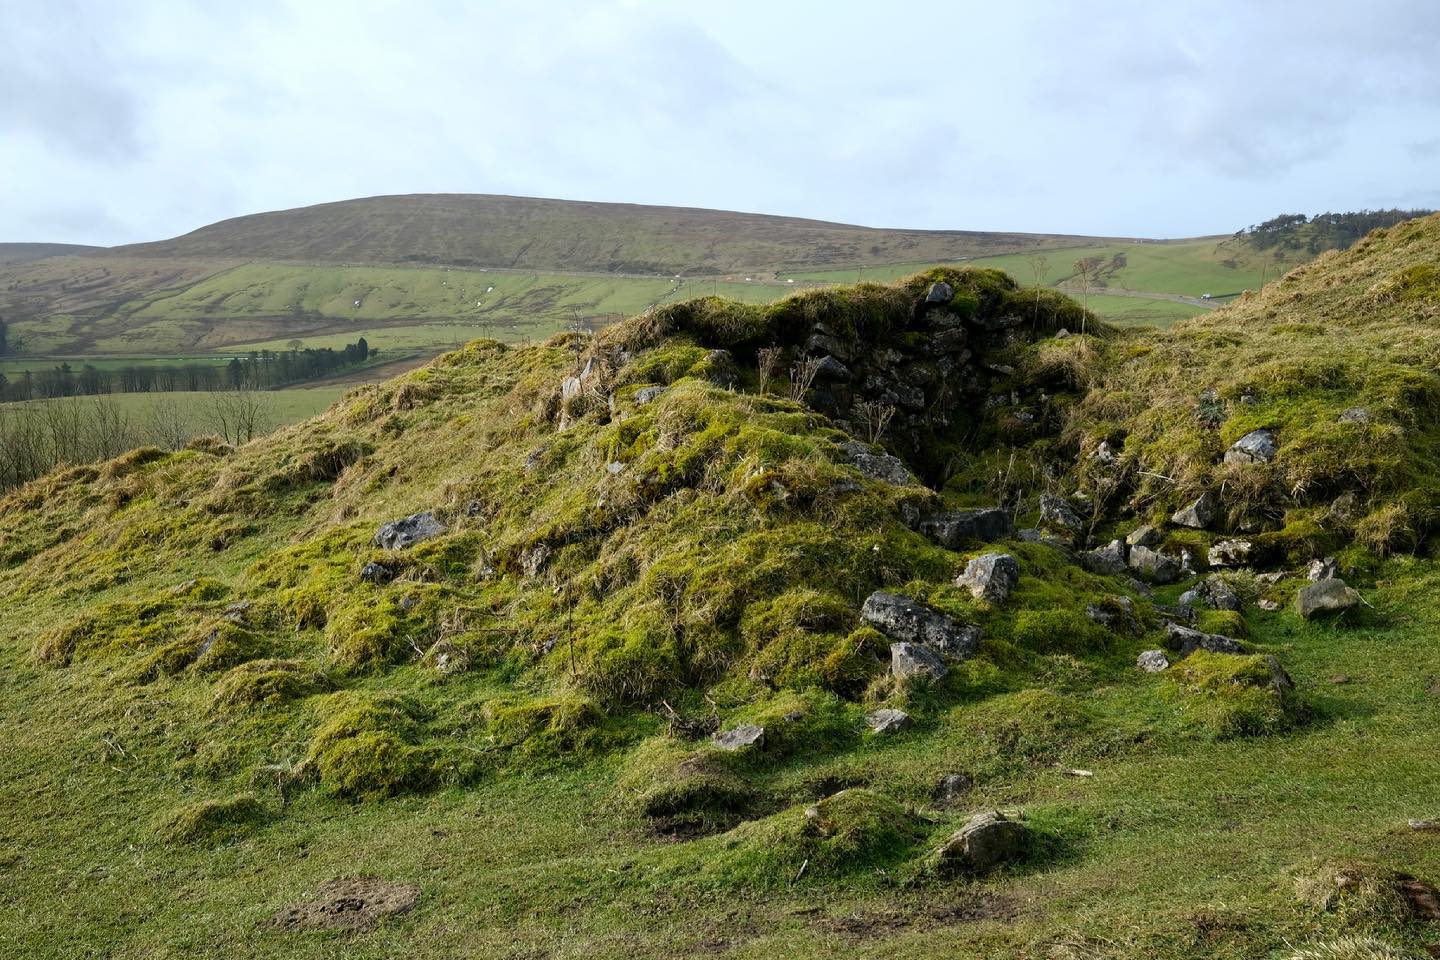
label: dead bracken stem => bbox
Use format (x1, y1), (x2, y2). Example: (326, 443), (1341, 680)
(788, 357), (822, 401)
(757, 345), (782, 396)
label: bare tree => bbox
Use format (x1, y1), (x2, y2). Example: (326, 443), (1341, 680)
(207, 388), (273, 446)
(145, 394), (194, 450)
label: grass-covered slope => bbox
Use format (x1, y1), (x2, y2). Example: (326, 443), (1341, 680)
(3, 255), (1440, 958)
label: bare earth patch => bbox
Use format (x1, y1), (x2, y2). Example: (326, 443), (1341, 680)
(268, 876), (420, 931)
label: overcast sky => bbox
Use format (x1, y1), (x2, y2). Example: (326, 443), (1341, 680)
(3, 0), (1439, 245)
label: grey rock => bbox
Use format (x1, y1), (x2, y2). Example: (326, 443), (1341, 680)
(1153, 602), (1197, 625)
(1137, 649), (1171, 673)
(863, 592), (981, 658)
(890, 641), (949, 681)
(1171, 491), (1220, 529)
(935, 811), (1029, 874)
(1086, 596), (1137, 633)
(1258, 599), (1281, 611)
(1307, 557), (1340, 582)
(1208, 539), (1253, 567)
(934, 773), (974, 803)
(813, 355), (851, 381)
(635, 386), (665, 405)
(1039, 494), (1084, 534)
(560, 376), (584, 402)
(1329, 491), (1362, 525)
(1224, 429), (1279, 465)
(1339, 407), (1371, 424)
(520, 543), (552, 578)
(1165, 622), (1244, 657)
(1179, 575), (1242, 612)
(1092, 440), (1119, 464)
(1128, 544), (1181, 584)
(806, 331), (851, 362)
(839, 441), (913, 486)
(1126, 525), (1162, 549)
(360, 561), (394, 585)
(713, 723), (765, 751)
(866, 708), (913, 734)
(1055, 328), (1072, 339)
(222, 601), (251, 624)
(925, 281), (955, 304)
(917, 508), (1013, 549)
(1079, 539), (1129, 576)
(374, 511), (449, 551)
(957, 553), (1020, 604)
(1264, 655), (1295, 695)
(1296, 578), (1361, 619)
(606, 461), (626, 475)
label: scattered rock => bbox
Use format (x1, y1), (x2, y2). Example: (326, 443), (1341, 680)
(813, 355), (850, 381)
(935, 811), (1029, 875)
(1079, 539), (1128, 576)
(1338, 407), (1371, 425)
(1055, 328), (1071, 339)
(1208, 539), (1253, 567)
(373, 511), (449, 551)
(1307, 557), (1340, 582)
(956, 553), (1020, 604)
(1171, 491), (1220, 529)
(222, 601), (252, 623)
(1179, 575), (1241, 611)
(269, 876), (420, 932)
(1126, 525), (1162, 549)
(925, 281), (955, 304)
(1128, 544), (1181, 584)
(360, 562), (394, 585)
(891, 642), (949, 681)
(1153, 602), (1197, 625)
(1296, 578), (1361, 619)
(1165, 623), (1244, 657)
(862, 592), (981, 658)
(713, 723), (765, 751)
(839, 441), (913, 486)
(1137, 649), (1170, 673)
(866, 708), (912, 734)
(917, 508), (1014, 548)
(1258, 599), (1281, 611)
(635, 386), (665, 405)
(1085, 596), (1138, 633)
(1329, 491), (1363, 525)
(1039, 494), (1084, 536)
(1224, 429), (1278, 465)
(1091, 440), (1119, 464)
(934, 773), (974, 804)
(520, 543), (552, 578)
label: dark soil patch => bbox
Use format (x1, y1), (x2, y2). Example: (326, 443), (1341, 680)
(269, 875), (420, 931)
(812, 893), (1018, 940)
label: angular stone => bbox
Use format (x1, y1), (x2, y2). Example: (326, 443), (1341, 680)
(1339, 407), (1371, 424)
(925, 281), (954, 304)
(839, 441), (913, 486)
(956, 553), (1020, 604)
(520, 543), (552, 578)
(360, 561), (394, 584)
(1171, 491), (1220, 529)
(890, 641), (948, 681)
(713, 723), (765, 751)
(635, 386), (665, 405)
(917, 508), (1013, 549)
(1039, 494), (1083, 533)
(1208, 538), (1253, 567)
(1126, 525), (1162, 549)
(1296, 578), (1361, 619)
(866, 708), (912, 734)
(1085, 596), (1137, 633)
(863, 592), (981, 658)
(1079, 539), (1128, 576)
(813, 355), (850, 381)
(1329, 491), (1362, 525)
(1128, 544), (1181, 584)
(1137, 649), (1170, 673)
(1307, 557), (1340, 582)
(934, 772), (974, 803)
(1224, 428), (1278, 465)
(1165, 622), (1244, 657)
(373, 511), (449, 551)
(1179, 575), (1241, 612)
(935, 811), (1029, 875)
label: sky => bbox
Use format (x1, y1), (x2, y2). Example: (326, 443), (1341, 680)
(3, 0), (1439, 245)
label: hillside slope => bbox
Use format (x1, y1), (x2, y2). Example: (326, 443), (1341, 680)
(112, 193), (1109, 275)
(0, 242), (104, 265)
(5, 233), (1440, 957)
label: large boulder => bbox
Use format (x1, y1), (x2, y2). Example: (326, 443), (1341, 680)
(1296, 578), (1361, 619)
(1224, 429), (1278, 465)
(934, 811), (1029, 874)
(373, 511), (449, 551)
(862, 592), (981, 658)
(890, 642), (948, 681)
(1128, 544), (1181, 584)
(1126, 525), (1162, 549)
(1079, 539), (1128, 575)
(956, 553), (1020, 604)
(1164, 622), (1244, 657)
(1171, 491), (1220, 529)
(917, 508), (1013, 549)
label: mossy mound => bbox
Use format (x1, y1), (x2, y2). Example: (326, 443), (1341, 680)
(301, 693), (457, 800)
(211, 659), (330, 709)
(1167, 651), (1304, 739)
(156, 793), (266, 845)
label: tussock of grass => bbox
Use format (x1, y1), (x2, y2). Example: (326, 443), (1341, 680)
(156, 793), (266, 844)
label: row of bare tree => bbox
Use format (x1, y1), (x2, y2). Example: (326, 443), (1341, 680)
(0, 390), (273, 492)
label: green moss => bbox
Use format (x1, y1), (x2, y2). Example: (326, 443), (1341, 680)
(302, 692), (445, 800)
(1166, 651), (1303, 739)
(619, 739), (758, 833)
(211, 659), (330, 709)
(1196, 608), (1249, 639)
(1009, 608), (1108, 653)
(156, 793), (266, 844)
(31, 578), (230, 667)
(481, 693), (608, 759)
(949, 689), (1093, 767)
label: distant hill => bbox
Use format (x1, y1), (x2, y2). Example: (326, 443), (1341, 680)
(111, 193), (1113, 276)
(0, 242), (103, 265)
